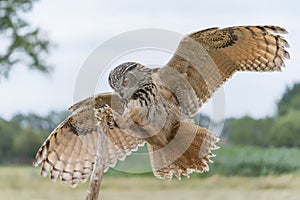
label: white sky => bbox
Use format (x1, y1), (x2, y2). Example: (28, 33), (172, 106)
(0, 0), (299, 120)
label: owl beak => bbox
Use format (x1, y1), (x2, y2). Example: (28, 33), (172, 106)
(116, 89), (124, 97)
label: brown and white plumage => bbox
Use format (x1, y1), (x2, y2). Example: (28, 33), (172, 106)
(34, 25), (289, 186)
(159, 25), (290, 115)
(33, 93), (144, 188)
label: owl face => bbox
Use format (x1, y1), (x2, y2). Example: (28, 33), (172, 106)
(109, 62), (152, 102)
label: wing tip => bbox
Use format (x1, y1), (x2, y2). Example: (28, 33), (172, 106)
(33, 160), (40, 167)
(265, 25), (288, 34)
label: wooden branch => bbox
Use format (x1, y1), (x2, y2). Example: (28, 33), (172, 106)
(86, 125), (108, 200)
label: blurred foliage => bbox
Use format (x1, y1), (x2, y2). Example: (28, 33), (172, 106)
(269, 110), (300, 147)
(106, 146), (300, 177)
(277, 83), (300, 116)
(204, 145), (300, 176)
(0, 111), (69, 164)
(0, 0), (52, 78)
(228, 116), (274, 147)
(228, 82), (300, 147)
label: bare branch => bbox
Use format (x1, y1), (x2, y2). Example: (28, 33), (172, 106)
(86, 123), (108, 200)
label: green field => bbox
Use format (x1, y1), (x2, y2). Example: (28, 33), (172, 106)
(0, 166), (300, 200)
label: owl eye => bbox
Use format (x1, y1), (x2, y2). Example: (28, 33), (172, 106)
(123, 78), (129, 86)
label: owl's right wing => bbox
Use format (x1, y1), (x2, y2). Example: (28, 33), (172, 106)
(157, 25), (290, 116)
(33, 92), (145, 188)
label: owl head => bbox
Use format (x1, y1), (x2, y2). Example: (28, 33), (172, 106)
(108, 62), (152, 102)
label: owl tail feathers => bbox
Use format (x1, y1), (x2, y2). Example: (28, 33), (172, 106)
(148, 123), (219, 180)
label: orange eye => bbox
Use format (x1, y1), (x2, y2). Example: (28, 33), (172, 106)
(123, 79), (129, 86)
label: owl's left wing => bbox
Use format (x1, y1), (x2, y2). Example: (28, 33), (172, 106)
(157, 25), (290, 116)
(33, 92), (145, 188)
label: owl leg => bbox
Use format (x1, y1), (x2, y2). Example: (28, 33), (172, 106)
(94, 104), (115, 129)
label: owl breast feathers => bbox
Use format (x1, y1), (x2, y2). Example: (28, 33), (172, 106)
(33, 25), (289, 188)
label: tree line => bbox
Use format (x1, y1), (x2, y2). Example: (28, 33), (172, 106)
(228, 83), (300, 147)
(0, 111), (68, 164)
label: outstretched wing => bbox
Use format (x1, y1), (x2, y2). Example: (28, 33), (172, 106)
(157, 25), (290, 116)
(33, 92), (145, 188)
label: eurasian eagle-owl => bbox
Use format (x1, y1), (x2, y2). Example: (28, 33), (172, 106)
(33, 25), (290, 188)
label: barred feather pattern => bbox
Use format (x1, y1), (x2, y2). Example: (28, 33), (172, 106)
(148, 123), (219, 180)
(159, 25), (290, 116)
(33, 93), (144, 188)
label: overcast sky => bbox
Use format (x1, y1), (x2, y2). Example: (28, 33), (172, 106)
(1, 0), (299, 120)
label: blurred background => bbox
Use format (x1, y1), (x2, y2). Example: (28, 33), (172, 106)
(0, 0), (299, 199)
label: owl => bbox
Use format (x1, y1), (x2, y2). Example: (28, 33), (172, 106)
(33, 25), (289, 188)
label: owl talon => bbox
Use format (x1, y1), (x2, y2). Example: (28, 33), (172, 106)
(94, 104), (115, 129)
